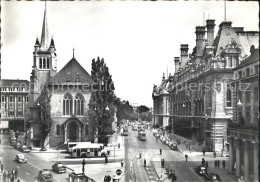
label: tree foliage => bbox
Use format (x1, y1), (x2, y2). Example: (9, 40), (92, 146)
(137, 105), (150, 114)
(38, 84), (52, 149)
(88, 57), (116, 143)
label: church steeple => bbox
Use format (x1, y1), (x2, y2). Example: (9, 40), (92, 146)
(40, 0), (49, 50)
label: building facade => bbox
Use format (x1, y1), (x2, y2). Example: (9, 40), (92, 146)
(0, 80), (29, 132)
(25, 4), (95, 148)
(229, 47), (259, 181)
(152, 74), (170, 128)
(165, 20), (258, 152)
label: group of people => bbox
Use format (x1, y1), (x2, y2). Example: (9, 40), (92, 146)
(215, 160), (225, 169)
(2, 168), (19, 182)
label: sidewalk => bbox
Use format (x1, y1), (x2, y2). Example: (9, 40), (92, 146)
(0, 170), (26, 182)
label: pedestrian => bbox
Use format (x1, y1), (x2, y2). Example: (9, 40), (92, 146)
(3, 171), (7, 182)
(161, 159), (163, 168)
(118, 143), (120, 149)
(217, 160), (220, 168)
(121, 160), (124, 168)
(222, 160), (226, 169)
(139, 152), (142, 159)
(17, 179), (20, 182)
(15, 167), (18, 179)
(205, 161), (209, 168)
(213, 152), (216, 158)
(214, 160), (217, 168)
(202, 149), (205, 156)
(202, 158), (205, 166)
(162, 159), (165, 168)
(160, 149), (162, 155)
(107, 175), (111, 182)
(144, 159), (146, 167)
(105, 155), (108, 164)
(185, 154), (188, 162)
(104, 175), (107, 182)
(1, 163), (3, 172)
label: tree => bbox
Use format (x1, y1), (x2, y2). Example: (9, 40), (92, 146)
(38, 84), (52, 149)
(88, 57), (116, 144)
(137, 105), (149, 114)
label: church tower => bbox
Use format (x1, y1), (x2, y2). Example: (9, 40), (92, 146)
(29, 2), (57, 104)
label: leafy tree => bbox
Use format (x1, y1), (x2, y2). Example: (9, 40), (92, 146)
(137, 105), (149, 114)
(38, 84), (52, 149)
(88, 57), (116, 144)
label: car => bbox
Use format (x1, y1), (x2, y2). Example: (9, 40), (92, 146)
(195, 165), (207, 176)
(165, 140), (170, 145)
(15, 141), (22, 149)
(203, 173), (221, 182)
(170, 143), (178, 150)
(11, 140), (17, 146)
(154, 133), (160, 138)
(38, 169), (53, 182)
(20, 145), (31, 153)
(15, 154), (27, 163)
(68, 171), (85, 181)
(52, 162), (66, 173)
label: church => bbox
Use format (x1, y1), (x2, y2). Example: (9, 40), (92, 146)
(26, 3), (96, 148)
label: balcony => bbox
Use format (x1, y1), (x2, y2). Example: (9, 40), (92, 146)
(229, 123), (259, 142)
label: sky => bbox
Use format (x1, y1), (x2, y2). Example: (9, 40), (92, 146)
(1, 1), (258, 107)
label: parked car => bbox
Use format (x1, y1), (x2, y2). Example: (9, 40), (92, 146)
(20, 145), (31, 153)
(170, 143), (178, 150)
(195, 165), (207, 176)
(15, 141), (22, 149)
(11, 140), (17, 146)
(52, 162), (66, 173)
(38, 169), (53, 182)
(68, 171), (85, 181)
(203, 173), (221, 182)
(15, 154), (27, 163)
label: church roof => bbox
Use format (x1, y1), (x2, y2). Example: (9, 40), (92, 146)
(48, 58), (95, 84)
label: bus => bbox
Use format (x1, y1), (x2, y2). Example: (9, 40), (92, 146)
(67, 142), (91, 153)
(71, 143), (109, 158)
(138, 131), (146, 141)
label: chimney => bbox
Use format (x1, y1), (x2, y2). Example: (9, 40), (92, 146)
(195, 26), (206, 57)
(174, 57), (180, 73)
(180, 44), (189, 68)
(206, 19), (215, 46)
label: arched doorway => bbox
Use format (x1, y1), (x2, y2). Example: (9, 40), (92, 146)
(67, 121), (78, 142)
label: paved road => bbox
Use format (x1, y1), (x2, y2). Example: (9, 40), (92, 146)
(124, 127), (204, 182)
(0, 133), (69, 182)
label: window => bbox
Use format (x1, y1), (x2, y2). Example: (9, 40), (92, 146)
(238, 71), (242, 79)
(17, 96), (23, 116)
(85, 125), (88, 135)
(1, 96), (7, 117)
(25, 96), (28, 107)
(39, 58), (42, 69)
(226, 88), (232, 107)
(56, 124), (61, 135)
(234, 57), (239, 67)
(255, 65), (259, 74)
(43, 58), (46, 69)
(74, 94), (84, 115)
(63, 93), (72, 115)
(226, 56), (232, 68)
(47, 58), (50, 69)
(246, 68), (250, 77)
(9, 96), (15, 117)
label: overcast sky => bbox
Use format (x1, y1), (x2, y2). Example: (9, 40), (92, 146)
(1, 1), (258, 107)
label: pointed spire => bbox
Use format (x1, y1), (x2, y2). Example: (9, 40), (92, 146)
(40, 0), (49, 50)
(73, 48), (75, 58)
(35, 37), (40, 46)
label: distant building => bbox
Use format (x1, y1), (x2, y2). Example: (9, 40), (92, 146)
(152, 73), (170, 128)
(229, 47), (259, 181)
(0, 79), (29, 132)
(166, 20), (258, 152)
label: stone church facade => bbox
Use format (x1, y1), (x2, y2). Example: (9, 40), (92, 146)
(26, 4), (95, 148)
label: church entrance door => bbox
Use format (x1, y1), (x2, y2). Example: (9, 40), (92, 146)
(67, 121), (78, 142)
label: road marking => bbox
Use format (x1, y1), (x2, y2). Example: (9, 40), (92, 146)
(27, 162), (60, 182)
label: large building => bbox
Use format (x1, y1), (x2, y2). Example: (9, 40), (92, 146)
(152, 73), (170, 128)
(25, 4), (95, 148)
(154, 19), (258, 153)
(229, 47), (259, 181)
(0, 79), (29, 132)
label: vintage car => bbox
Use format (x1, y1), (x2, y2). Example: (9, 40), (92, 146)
(52, 162), (66, 173)
(195, 165), (207, 176)
(15, 154), (27, 163)
(38, 169), (53, 182)
(68, 171), (85, 181)
(203, 173), (221, 182)
(170, 143), (178, 150)
(20, 145), (31, 153)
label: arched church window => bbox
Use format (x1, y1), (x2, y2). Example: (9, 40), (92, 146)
(43, 58), (46, 69)
(74, 93), (84, 115)
(226, 88), (232, 107)
(63, 93), (72, 115)
(39, 58), (42, 69)
(56, 124), (61, 135)
(47, 58), (50, 69)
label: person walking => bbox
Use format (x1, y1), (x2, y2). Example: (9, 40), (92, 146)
(118, 143), (120, 149)
(3, 171), (7, 182)
(105, 155), (108, 164)
(205, 161), (209, 168)
(213, 152), (216, 158)
(162, 159), (165, 168)
(222, 160), (226, 169)
(1, 163), (3, 172)
(121, 160), (124, 168)
(106, 175), (111, 182)
(144, 159), (146, 167)
(185, 154), (188, 162)
(214, 160), (217, 168)
(160, 149), (162, 155)
(202, 158), (205, 166)
(202, 149), (205, 156)
(15, 166), (18, 179)
(217, 160), (220, 168)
